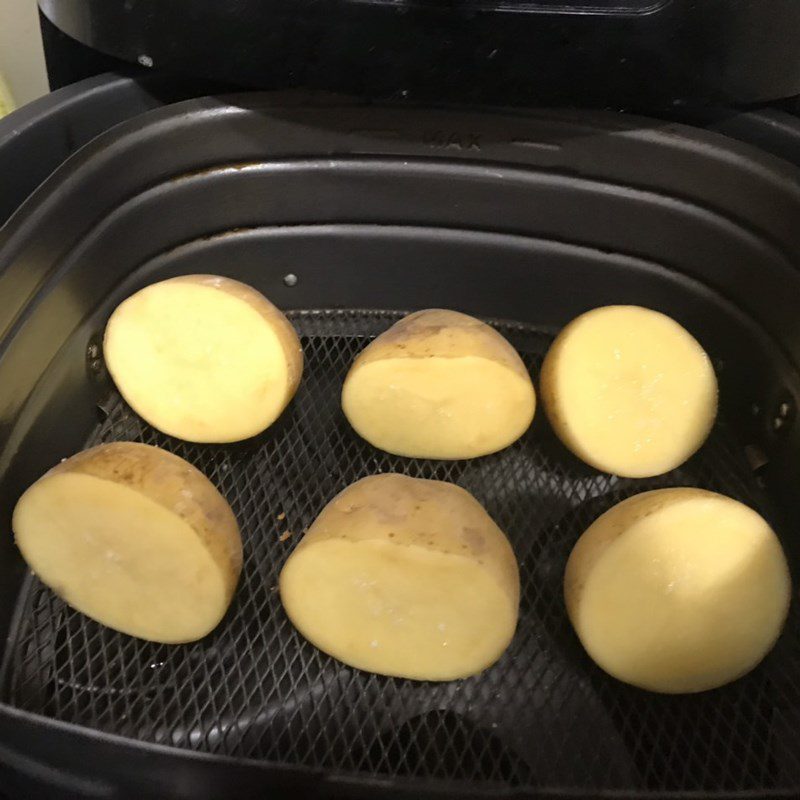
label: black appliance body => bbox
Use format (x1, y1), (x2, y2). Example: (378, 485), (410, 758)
(37, 0), (800, 109)
(4, 2), (800, 799)
(2, 92), (800, 800)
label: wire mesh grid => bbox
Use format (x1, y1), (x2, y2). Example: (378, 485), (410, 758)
(3, 309), (800, 796)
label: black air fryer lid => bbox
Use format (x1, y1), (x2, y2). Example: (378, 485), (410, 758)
(39, 0), (800, 109)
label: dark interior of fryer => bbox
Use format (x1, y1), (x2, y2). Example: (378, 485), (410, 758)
(1, 101), (800, 797)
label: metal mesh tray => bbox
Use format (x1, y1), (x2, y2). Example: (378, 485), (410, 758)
(4, 309), (800, 795)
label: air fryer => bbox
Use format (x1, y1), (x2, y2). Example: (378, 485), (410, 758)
(2, 4), (800, 800)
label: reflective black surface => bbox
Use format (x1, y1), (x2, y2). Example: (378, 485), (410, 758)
(38, 0), (800, 109)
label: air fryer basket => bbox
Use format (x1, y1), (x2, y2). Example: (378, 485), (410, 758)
(1, 99), (800, 800)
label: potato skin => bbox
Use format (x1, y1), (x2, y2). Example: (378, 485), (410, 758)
(288, 473), (519, 612)
(29, 442), (243, 596)
(348, 309), (530, 383)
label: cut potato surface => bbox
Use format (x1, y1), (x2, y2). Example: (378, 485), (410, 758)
(104, 275), (303, 443)
(13, 442), (242, 643)
(280, 473), (519, 680)
(541, 305), (717, 477)
(342, 309), (535, 459)
(565, 488), (791, 693)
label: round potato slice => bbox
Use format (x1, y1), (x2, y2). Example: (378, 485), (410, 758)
(280, 473), (520, 680)
(565, 488), (791, 693)
(104, 275), (303, 443)
(341, 309), (536, 459)
(13, 442), (242, 643)
(540, 306), (718, 477)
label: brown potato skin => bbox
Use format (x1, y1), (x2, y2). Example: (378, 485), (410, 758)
(347, 309), (530, 382)
(30, 442), (243, 599)
(288, 473), (520, 613)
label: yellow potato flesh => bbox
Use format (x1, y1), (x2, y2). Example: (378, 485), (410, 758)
(280, 473), (519, 680)
(342, 310), (535, 459)
(541, 306), (717, 477)
(13, 443), (242, 643)
(281, 539), (516, 681)
(565, 489), (791, 693)
(343, 356), (534, 459)
(105, 277), (302, 443)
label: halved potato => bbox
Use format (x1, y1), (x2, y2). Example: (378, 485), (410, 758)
(540, 305), (718, 477)
(13, 442), (242, 643)
(565, 488), (791, 693)
(104, 275), (303, 443)
(280, 473), (519, 680)
(341, 310), (536, 459)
